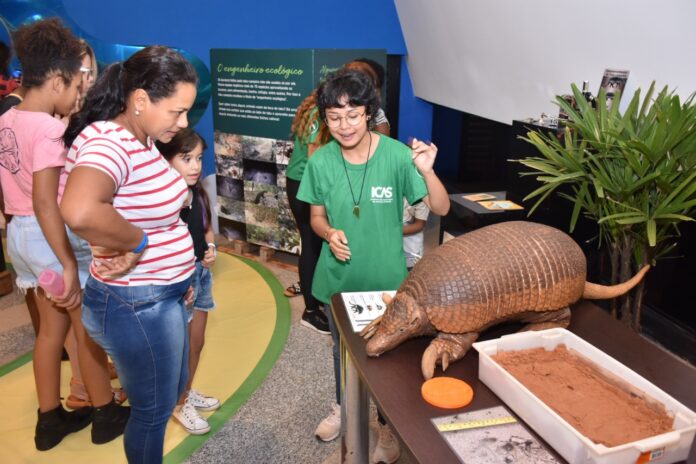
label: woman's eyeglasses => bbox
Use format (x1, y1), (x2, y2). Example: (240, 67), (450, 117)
(325, 111), (365, 128)
(80, 66), (95, 78)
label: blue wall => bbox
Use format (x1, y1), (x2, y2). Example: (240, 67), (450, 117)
(397, 59), (433, 144)
(57, 0), (432, 173)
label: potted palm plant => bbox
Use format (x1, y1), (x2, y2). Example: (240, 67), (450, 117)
(516, 82), (696, 330)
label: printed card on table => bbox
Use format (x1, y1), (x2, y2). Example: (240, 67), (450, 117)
(462, 193), (497, 202)
(432, 405), (559, 463)
(341, 290), (397, 332)
(478, 200), (524, 211)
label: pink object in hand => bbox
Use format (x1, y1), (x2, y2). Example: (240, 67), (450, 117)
(38, 269), (64, 297)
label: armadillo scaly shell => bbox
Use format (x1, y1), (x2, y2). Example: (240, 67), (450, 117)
(360, 221), (649, 379)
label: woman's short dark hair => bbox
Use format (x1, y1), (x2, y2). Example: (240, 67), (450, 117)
(63, 45), (198, 147)
(12, 18), (83, 88)
(317, 69), (379, 123)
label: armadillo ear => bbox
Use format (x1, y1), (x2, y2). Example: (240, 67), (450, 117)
(409, 314), (420, 326)
(382, 292), (393, 304)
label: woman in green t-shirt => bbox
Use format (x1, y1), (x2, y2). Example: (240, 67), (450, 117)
(285, 61), (391, 336)
(285, 91), (332, 334)
(297, 68), (450, 460)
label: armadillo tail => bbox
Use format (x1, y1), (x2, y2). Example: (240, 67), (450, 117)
(582, 265), (650, 300)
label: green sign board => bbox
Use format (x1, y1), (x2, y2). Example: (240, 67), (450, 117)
(313, 49), (387, 106)
(210, 48), (386, 253)
(211, 49), (314, 140)
(211, 48), (386, 140)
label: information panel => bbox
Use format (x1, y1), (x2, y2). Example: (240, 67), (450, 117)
(211, 48), (386, 253)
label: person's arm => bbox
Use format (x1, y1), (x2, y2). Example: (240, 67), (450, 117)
(372, 108), (391, 137)
(0, 182), (9, 225)
(420, 172), (449, 216)
(410, 138), (450, 216)
(61, 166), (143, 248)
(204, 228), (215, 247)
(33, 167), (80, 308)
(61, 166), (145, 277)
(310, 204), (351, 262)
(373, 122), (390, 137)
(403, 218), (426, 236)
(202, 227), (216, 268)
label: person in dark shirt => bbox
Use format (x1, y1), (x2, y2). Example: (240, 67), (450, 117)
(157, 128), (220, 436)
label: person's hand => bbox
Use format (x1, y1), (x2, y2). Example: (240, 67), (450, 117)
(202, 245), (216, 268)
(410, 138), (438, 174)
(184, 286), (194, 306)
(91, 245), (144, 279)
(327, 228), (351, 262)
(183, 189), (193, 208)
(52, 266), (82, 310)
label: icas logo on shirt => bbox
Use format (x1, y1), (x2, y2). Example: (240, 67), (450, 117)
(371, 186), (393, 204)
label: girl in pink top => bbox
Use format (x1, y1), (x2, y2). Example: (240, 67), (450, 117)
(0, 18), (128, 451)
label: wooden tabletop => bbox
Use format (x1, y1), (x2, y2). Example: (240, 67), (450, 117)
(331, 296), (696, 463)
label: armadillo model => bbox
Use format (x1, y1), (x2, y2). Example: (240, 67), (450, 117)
(361, 221), (649, 379)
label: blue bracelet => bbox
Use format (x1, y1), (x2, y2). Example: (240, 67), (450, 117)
(132, 232), (148, 254)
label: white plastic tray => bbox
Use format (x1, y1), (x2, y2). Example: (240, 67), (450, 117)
(472, 328), (696, 464)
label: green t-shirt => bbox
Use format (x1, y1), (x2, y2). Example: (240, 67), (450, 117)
(297, 134), (428, 304)
(286, 113), (319, 181)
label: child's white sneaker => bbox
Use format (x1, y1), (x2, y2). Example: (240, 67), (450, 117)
(173, 400), (211, 435)
(187, 389), (220, 412)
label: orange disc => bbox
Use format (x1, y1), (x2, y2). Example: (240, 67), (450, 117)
(421, 376), (474, 409)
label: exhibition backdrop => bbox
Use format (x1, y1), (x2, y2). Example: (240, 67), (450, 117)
(1, 0), (418, 178)
(211, 49), (386, 252)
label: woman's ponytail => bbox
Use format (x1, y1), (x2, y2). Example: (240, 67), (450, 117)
(63, 62), (125, 147)
(63, 46), (198, 148)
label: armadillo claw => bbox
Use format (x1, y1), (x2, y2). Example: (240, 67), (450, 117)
(421, 344), (438, 380)
(422, 343), (452, 380)
(361, 325), (378, 340)
(359, 316), (382, 340)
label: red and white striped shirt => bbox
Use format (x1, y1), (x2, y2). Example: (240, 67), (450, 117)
(65, 121), (195, 286)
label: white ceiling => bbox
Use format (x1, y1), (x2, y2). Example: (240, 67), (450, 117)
(394, 0), (696, 124)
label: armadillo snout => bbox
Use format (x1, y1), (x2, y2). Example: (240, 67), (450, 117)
(365, 336), (385, 357)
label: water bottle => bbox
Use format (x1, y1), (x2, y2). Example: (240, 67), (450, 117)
(38, 269), (64, 298)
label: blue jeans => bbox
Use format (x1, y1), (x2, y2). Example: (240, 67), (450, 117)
(81, 276), (191, 464)
(324, 304), (341, 404)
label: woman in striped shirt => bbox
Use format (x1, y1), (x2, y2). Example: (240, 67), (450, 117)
(61, 46), (198, 464)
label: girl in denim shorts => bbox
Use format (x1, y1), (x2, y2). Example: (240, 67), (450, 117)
(0, 18), (128, 451)
(157, 129), (219, 435)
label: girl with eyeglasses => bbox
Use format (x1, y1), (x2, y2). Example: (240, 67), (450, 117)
(61, 37), (128, 412)
(76, 40), (97, 111)
(297, 68), (449, 463)
(285, 59), (391, 335)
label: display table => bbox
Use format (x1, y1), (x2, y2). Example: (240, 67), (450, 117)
(450, 191), (510, 215)
(440, 191), (526, 241)
(331, 296), (696, 463)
